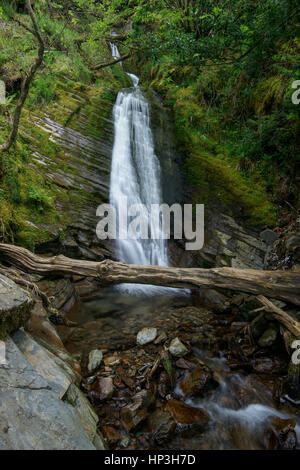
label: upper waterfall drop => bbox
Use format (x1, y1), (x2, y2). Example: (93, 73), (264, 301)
(109, 44), (170, 292)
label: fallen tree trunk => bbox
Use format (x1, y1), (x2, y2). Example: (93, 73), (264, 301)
(0, 243), (299, 306)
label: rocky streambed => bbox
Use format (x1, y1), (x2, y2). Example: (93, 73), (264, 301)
(54, 282), (300, 451)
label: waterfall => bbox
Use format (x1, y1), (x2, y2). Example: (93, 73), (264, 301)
(109, 44), (169, 293)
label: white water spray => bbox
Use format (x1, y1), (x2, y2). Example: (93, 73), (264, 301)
(109, 44), (170, 293)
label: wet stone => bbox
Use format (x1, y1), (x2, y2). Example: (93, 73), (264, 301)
(147, 409), (176, 444)
(179, 366), (212, 398)
(120, 390), (154, 431)
(165, 399), (210, 426)
(137, 328), (158, 346)
(169, 337), (188, 357)
(88, 349), (103, 373)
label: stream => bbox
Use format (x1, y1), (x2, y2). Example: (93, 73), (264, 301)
(58, 45), (300, 450)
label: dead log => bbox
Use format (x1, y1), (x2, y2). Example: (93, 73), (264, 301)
(0, 243), (299, 306)
(257, 296), (300, 338)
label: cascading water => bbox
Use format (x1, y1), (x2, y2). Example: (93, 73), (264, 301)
(109, 44), (170, 292)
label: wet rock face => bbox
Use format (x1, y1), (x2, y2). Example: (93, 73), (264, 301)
(20, 82), (117, 257)
(170, 211), (268, 270)
(0, 274), (33, 339)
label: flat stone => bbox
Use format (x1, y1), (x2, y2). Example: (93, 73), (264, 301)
(165, 399), (210, 426)
(137, 327), (157, 345)
(97, 377), (114, 401)
(13, 329), (73, 399)
(147, 409), (176, 444)
(169, 337), (188, 357)
(88, 349), (103, 373)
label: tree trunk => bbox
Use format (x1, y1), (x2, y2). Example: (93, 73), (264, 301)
(0, 243), (299, 306)
(0, 0), (44, 154)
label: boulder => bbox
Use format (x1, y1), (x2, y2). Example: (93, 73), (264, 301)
(0, 274), (32, 339)
(0, 335), (104, 449)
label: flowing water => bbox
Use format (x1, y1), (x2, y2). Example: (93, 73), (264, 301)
(109, 44), (177, 294)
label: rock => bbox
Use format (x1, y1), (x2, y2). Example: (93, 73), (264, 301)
(137, 327), (157, 346)
(176, 358), (197, 369)
(194, 288), (229, 313)
(264, 417), (297, 450)
(119, 436), (130, 448)
(37, 278), (75, 312)
(96, 377), (114, 401)
(88, 349), (103, 373)
(26, 299), (65, 350)
(0, 274), (33, 339)
(251, 313), (270, 339)
(0, 336), (104, 449)
(120, 390), (154, 431)
(65, 383), (105, 448)
(101, 425), (121, 445)
(169, 337), (188, 357)
(179, 366), (212, 397)
(258, 325), (278, 348)
(260, 229), (279, 246)
(154, 331), (167, 345)
(286, 235), (300, 251)
(158, 371), (171, 398)
(165, 399), (210, 426)
(13, 329), (75, 398)
(147, 409), (176, 444)
(251, 357), (285, 374)
(104, 356), (120, 367)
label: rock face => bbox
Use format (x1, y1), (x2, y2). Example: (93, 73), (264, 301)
(0, 274), (33, 339)
(0, 329), (105, 450)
